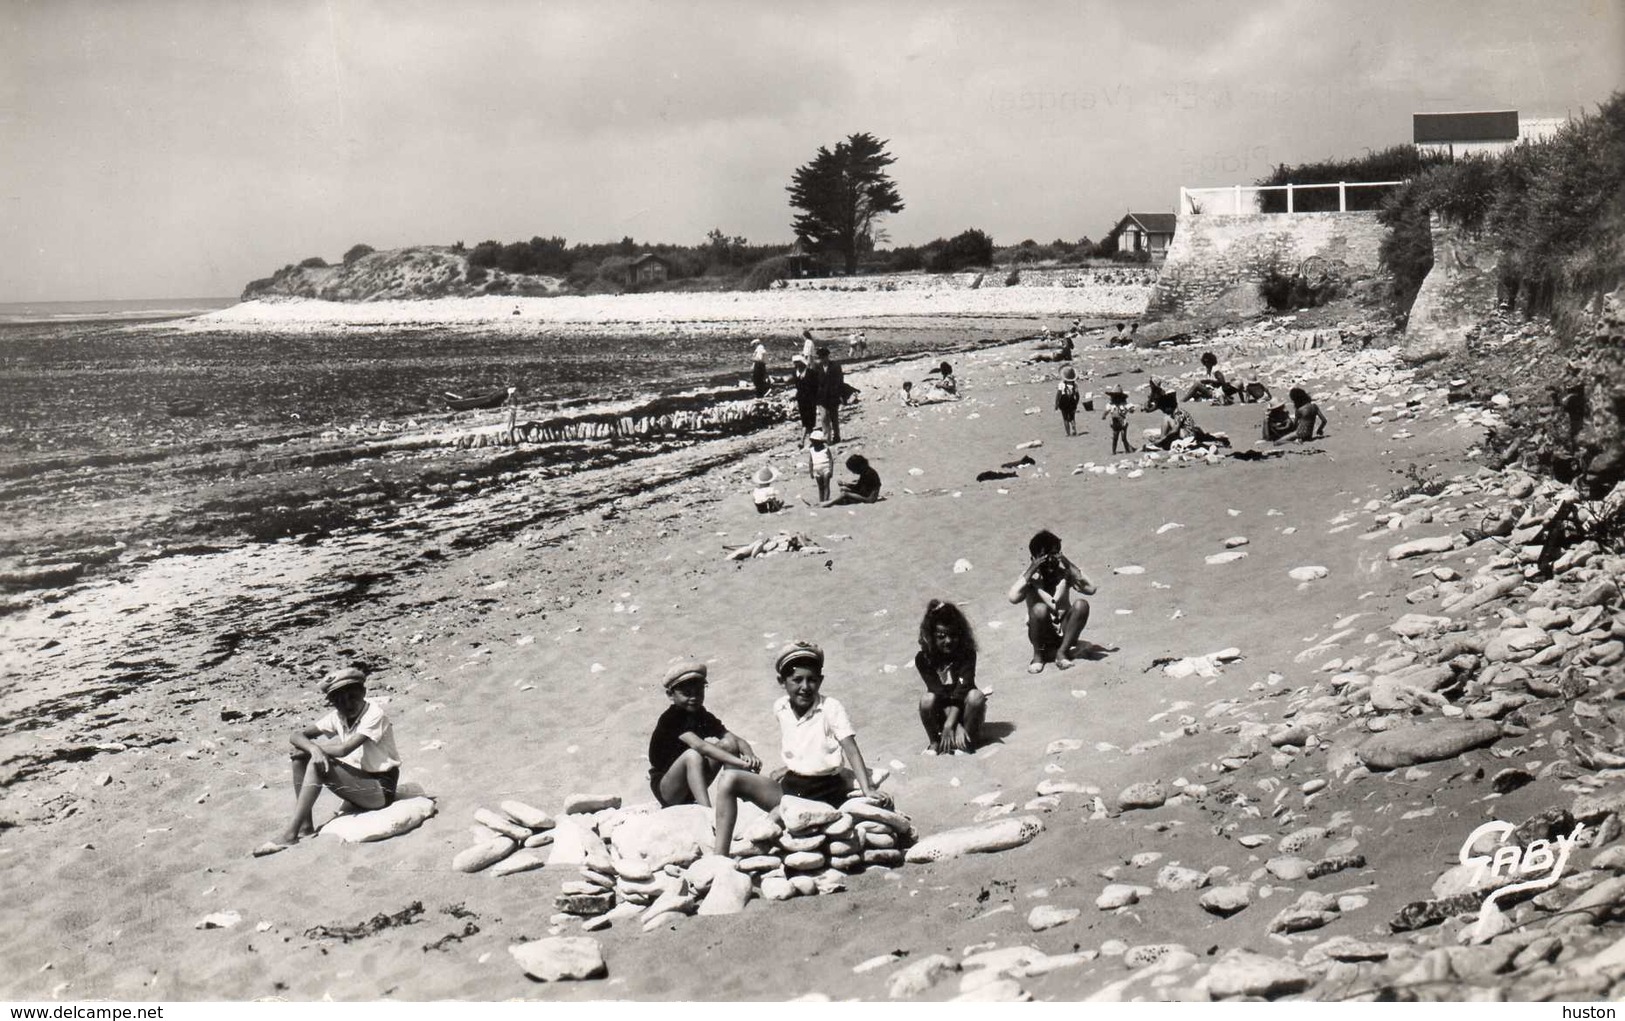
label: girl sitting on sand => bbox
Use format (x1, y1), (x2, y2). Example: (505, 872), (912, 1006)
(914, 600), (985, 755)
(258, 666), (401, 856)
(1270, 386), (1328, 443)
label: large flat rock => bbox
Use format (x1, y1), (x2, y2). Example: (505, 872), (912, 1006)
(1357, 720), (1501, 771)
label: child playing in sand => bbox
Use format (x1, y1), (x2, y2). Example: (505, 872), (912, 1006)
(751, 465), (783, 513)
(900, 380), (917, 406)
(1055, 367), (1081, 436)
(817, 453), (881, 508)
(648, 659), (761, 808)
(804, 429), (834, 502)
(1103, 386), (1134, 453)
(1007, 530), (1096, 673)
(711, 642), (892, 857)
(258, 666), (400, 856)
(914, 600), (984, 755)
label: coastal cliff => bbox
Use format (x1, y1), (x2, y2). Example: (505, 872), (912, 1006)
(242, 246), (564, 302)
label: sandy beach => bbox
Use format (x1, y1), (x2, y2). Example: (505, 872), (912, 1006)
(14, 300), (1618, 1001)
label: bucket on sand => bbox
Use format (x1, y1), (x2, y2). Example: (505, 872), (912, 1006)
(1082, 397), (1095, 412)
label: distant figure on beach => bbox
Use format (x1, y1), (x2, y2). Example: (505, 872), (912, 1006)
(847, 330), (868, 359)
(818, 453), (881, 507)
(800, 328), (817, 364)
(751, 465), (783, 513)
(791, 354), (819, 444)
(805, 429), (834, 502)
(257, 666), (400, 856)
(1152, 393), (1230, 450)
(1143, 376), (1170, 413)
(1185, 352), (1234, 405)
(914, 599), (984, 755)
(932, 361), (958, 396)
(1055, 366), (1081, 436)
(1109, 324), (1129, 347)
(1032, 332), (1074, 363)
(1103, 386), (1135, 454)
(647, 659), (760, 808)
(710, 642), (892, 857)
(815, 346), (844, 443)
(900, 380), (917, 406)
(1266, 387), (1328, 443)
(1008, 529), (1096, 673)
(750, 339), (770, 398)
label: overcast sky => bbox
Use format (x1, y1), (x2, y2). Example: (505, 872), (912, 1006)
(4, 0), (1621, 302)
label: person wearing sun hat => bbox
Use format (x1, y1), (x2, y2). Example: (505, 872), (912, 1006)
(646, 657), (760, 808)
(709, 641), (892, 857)
(1055, 365), (1081, 436)
(1102, 384), (1135, 454)
(751, 463), (784, 514)
(257, 665), (401, 857)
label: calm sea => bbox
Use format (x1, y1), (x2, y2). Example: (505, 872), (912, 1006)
(0, 297), (239, 325)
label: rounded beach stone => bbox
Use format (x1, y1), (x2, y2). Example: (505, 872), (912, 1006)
(1199, 885), (1252, 917)
(562, 793), (621, 815)
(1096, 883), (1150, 909)
(823, 813), (856, 838)
(697, 867), (753, 915)
(319, 797), (436, 843)
(474, 807), (532, 841)
(862, 848), (903, 866)
(777, 831), (828, 853)
(1205, 551), (1248, 565)
(741, 816), (783, 845)
(861, 830), (898, 850)
(840, 799), (916, 839)
(737, 855), (781, 873)
(1264, 856), (1312, 881)
(509, 937), (607, 982)
(489, 850), (547, 877)
(682, 854), (738, 893)
(1356, 720), (1501, 771)
(1203, 949), (1311, 999)
(522, 831), (556, 850)
(554, 891), (615, 916)
(454, 837), (516, 873)
(1155, 865), (1208, 892)
(788, 874), (818, 896)
(830, 853), (864, 871)
(1289, 566), (1329, 582)
(760, 875), (796, 901)
(888, 954), (958, 999)
(784, 850), (828, 871)
(1277, 826), (1327, 855)
(1117, 781), (1166, 811)
(499, 800), (555, 831)
(827, 839), (857, 857)
(1123, 943), (1188, 968)
(1027, 905), (1080, 931)
(780, 795), (842, 835)
(1387, 535), (1457, 561)
(607, 805), (712, 866)
(547, 819), (615, 871)
(904, 815), (1044, 864)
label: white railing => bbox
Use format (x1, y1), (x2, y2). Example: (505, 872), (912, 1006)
(1179, 181), (1407, 215)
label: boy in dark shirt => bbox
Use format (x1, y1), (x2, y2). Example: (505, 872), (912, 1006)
(818, 454), (882, 507)
(648, 659), (759, 807)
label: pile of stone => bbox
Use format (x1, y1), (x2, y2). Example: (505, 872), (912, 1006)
(450, 798), (562, 877)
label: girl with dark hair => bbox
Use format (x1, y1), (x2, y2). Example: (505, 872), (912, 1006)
(914, 600), (984, 754)
(1007, 530), (1096, 673)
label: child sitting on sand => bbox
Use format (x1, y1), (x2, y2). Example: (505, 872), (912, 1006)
(751, 465), (783, 514)
(1007, 530), (1096, 673)
(711, 642), (891, 857)
(1055, 367), (1081, 436)
(648, 659), (761, 808)
(900, 380), (917, 406)
(804, 429), (834, 503)
(258, 666), (400, 856)
(1103, 386), (1135, 454)
(818, 453), (881, 507)
(914, 599), (984, 755)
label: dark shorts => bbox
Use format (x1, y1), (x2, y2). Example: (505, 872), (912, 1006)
(780, 771), (850, 808)
(329, 762), (399, 808)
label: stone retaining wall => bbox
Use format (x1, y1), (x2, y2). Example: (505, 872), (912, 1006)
(1145, 212), (1388, 322)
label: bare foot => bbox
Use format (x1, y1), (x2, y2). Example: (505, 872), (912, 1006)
(1055, 657), (1075, 670)
(254, 840), (291, 858)
(1027, 659), (1045, 674)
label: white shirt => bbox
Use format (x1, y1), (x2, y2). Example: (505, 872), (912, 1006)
(774, 694), (855, 776)
(752, 343), (767, 365)
(801, 336), (816, 363)
(316, 700), (401, 773)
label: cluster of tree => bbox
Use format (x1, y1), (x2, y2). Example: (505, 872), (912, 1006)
(1374, 91), (1625, 316)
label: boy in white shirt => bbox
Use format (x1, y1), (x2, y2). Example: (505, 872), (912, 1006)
(257, 666), (401, 856)
(711, 641), (891, 857)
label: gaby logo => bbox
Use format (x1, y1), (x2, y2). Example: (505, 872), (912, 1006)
(1459, 819), (1586, 920)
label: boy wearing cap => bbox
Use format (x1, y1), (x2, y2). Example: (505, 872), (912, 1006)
(259, 666), (401, 855)
(648, 660), (760, 808)
(711, 642), (891, 857)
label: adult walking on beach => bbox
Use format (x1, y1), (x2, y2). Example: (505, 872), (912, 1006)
(800, 328), (817, 365)
(815, 346), (844, 444)
(792, 353), (820, 444)
(750, 338), (770, 398)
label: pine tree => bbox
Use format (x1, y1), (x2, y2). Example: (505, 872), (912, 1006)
(787, 133), (904, 275)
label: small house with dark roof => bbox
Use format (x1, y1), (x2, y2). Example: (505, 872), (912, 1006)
(628, 253), (672, 286)
(1108, 212), (1177, 260)
(1413, 110), (1567, 158)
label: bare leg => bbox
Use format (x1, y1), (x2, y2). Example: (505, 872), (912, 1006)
(917, 691), (945, 745)
(279, 758), (325, 845)
(960, 689), (987, 746)
(1055, 597), (1092, 669)
(712, 769), (785, 856)
(1025, 600), (1054, 672)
